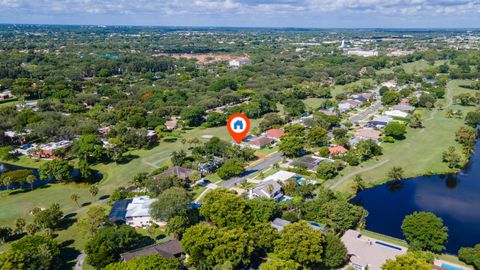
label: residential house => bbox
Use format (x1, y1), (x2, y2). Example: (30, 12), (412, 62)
(381, 80), (397, 88)
(246, 137), (274, 149)
(329, 145), (348, 155)
(31, 140), (72, 159)
(392, 104), (415, 112)
(384, 110), (411, 118)
(229, 57), (251, 68)
(0, 91), (14, 100)
(265, 129), (285, 141)
(354, 129), (382, 144)
(264, 170), (299, 183)
(155, 166), (193, 180)
(164, 120), (180, 131)
(352, 93), (373, 103)
(291, 156), (323, 171)
(248, 180), (283, 201)
(271, 218), (291, 231)
(4, 130), (30, 144)
(364, 115), (392, 129)
(125, 196), (164, 228)
(146, 130), (158, 141)
(341, 230), (406, 270)
(120, 239), (183, 262)
(339, 100), (361, 113)
(347, 50), (378, 57)
(198, 158), (222, 175)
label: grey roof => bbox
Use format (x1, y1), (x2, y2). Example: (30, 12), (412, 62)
(156, 166), (193, 179)
(251, 180), (282, 199)
(392, 104), (415, 112)
(271, 218), (291, 231)
(120, 239), (183, 261)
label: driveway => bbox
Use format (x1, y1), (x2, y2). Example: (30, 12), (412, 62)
(349, 101), (383, 123)
(220, 152), (283, 188)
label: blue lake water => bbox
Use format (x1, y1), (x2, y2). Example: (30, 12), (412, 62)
(351, 140), (480, 254)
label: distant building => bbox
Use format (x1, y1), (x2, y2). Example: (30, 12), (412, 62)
(125, 196), (164, 228)
(347, 50), (378, 57)
(120, 239), (183, 262)
(229, 57), (251, 68)
(381, 80), (397, 89)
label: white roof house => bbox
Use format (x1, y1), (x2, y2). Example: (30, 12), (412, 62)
(384, 110), (411, 118)
(248, 180), (283, 201)
(347, 50), (378, 57)
(264, 170), (298, 182)
(125, 196), (164, 228)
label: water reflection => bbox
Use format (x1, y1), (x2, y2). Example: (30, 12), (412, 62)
(353, 141), (480, 253)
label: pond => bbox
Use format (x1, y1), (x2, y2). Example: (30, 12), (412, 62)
(351, 140), (480, 254)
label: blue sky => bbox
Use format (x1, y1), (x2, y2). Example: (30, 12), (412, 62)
(0, 0), (479, 28)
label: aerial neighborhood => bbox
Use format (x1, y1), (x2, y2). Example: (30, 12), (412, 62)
(0, 24), (479, 270)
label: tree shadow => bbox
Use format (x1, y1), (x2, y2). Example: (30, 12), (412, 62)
(58, 215), (77, 231)
(115, 154), (140, 165)
(59, 240), (81, 269)
(81, 202), (91, 207)
(99, 194), (110, 200)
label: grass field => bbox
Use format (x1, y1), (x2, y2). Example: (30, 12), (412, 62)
(331, 80), (478, 192)
(376, 60), (448, 75)
(0, 118), (262, 227)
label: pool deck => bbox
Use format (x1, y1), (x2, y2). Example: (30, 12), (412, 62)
(434, 259), (473, 270)
(341, 229), (407, 270)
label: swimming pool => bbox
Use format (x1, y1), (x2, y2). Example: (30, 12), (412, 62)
(441, 263), (463, 270)
(374, 241), (402, 251)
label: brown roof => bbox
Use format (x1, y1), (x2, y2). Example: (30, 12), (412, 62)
(164, 120), (177, 127)
(329, 145), (348, 154)
(265, 129), (285, 139)
(120, 239), (183, 261)
(157, 166), (193, 179)
(355, 129), (381, 140)
(249, 137), (274, 147)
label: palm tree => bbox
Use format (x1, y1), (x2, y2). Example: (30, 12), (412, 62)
(70, 193), (80, 208)
(387, 167), (404, 181)
(26, 175), (36, 191)
(445, 109), (453, 118)
(239, 179), (249, 190)
(353, 175), (366, 192)
(89, 185), (99, 200)
(2, 177), (12, 190)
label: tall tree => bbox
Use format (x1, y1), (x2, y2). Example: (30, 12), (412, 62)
(401, 212), (448, 252)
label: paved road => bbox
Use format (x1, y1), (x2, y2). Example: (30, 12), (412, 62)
(74, 252), (85, 270)
(349, 102), (383, 123)
(220, 152), (284, 188)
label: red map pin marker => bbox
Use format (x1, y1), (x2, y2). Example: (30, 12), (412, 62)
(227, 113), (250, 143)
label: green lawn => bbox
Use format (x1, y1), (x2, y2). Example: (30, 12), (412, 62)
(332, 80), (478, 192)
(0, 119), (261, 227)
(359, 229), (408, 247)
